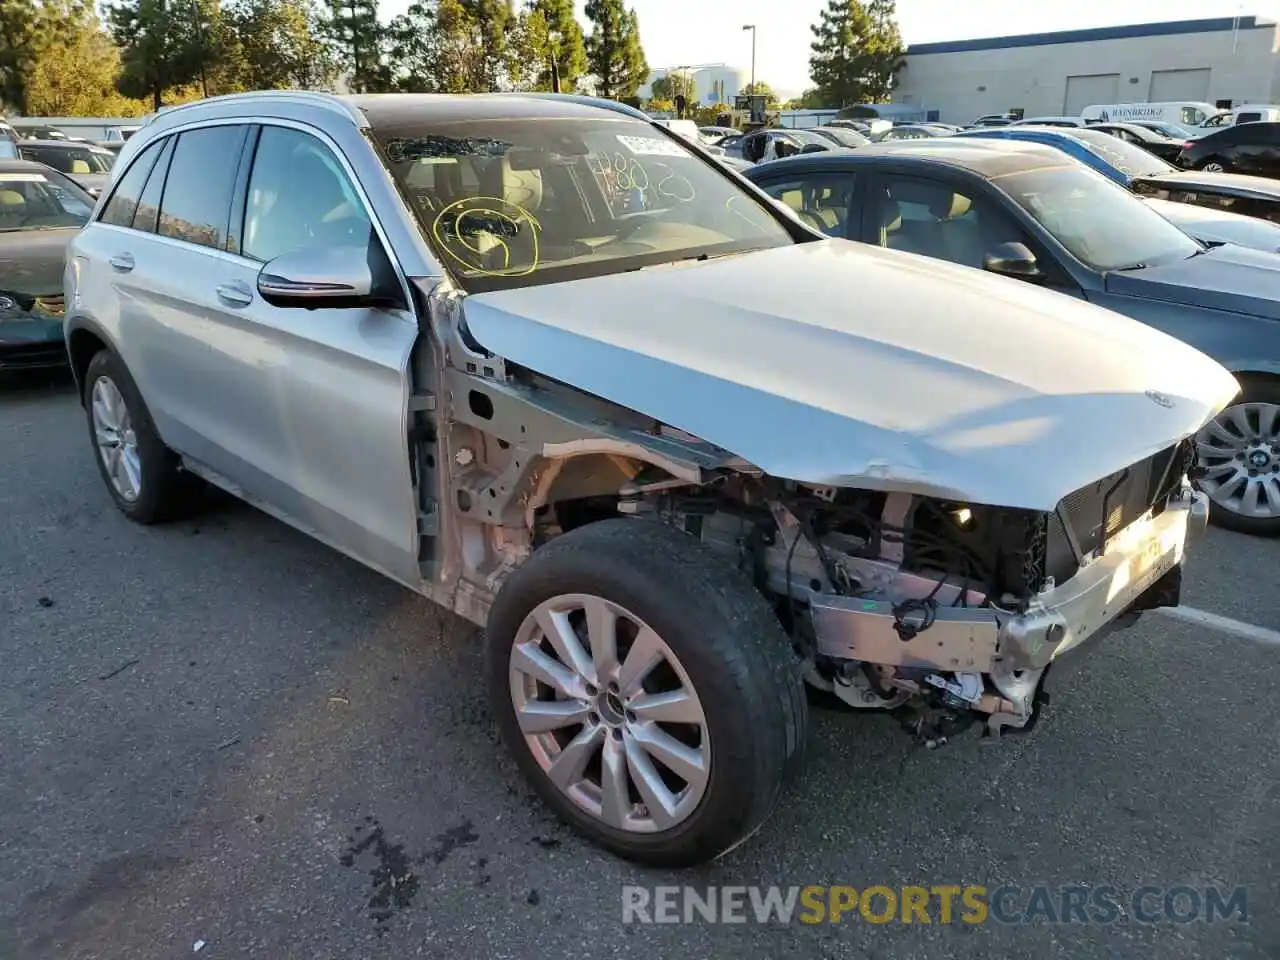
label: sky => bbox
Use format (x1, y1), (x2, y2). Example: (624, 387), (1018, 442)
(378, 1), (1280, 97)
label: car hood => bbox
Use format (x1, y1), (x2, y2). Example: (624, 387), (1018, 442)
(1104, 243), (1280, 320)
(0, 227), (76, 297)
(1143, 198), (1280, 254)
(463, 241), (1238, 510)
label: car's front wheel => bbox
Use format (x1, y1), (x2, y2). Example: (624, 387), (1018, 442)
(84, 349), (199, 523)
(486, 517), (808, 867)
(1196, 378), (1280, 536)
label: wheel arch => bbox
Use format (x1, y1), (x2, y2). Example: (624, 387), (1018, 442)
(65, 316), (120, 404)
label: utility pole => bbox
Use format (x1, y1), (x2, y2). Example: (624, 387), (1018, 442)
(742, 24), (756, 93)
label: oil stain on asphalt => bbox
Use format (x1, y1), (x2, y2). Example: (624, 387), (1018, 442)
(339, 815), (479, 934)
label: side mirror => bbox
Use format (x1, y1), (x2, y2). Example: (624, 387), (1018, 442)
(983, 241), (1043, 280)
(257, 245), (400, 310)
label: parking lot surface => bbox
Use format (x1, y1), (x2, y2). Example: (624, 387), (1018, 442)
(2, 374), (1277, 960)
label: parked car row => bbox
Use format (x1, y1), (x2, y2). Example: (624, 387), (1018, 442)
(0, 91), (1267, 871)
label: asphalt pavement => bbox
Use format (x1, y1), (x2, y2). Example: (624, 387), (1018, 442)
(2, 372), (1277, 960)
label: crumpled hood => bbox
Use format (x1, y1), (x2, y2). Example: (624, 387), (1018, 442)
(1105, 243), (1280, 321)
(463, 241), (1239, 510)
(0, 227), (75, 297)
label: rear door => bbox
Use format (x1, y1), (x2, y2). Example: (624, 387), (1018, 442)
(189, 121), (421, 584)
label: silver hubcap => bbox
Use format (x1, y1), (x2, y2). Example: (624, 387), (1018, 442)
(508, 594), (711, 833)
(1203, 162), (1225, 172)
(91, 376), (142, 503)
(1196, 402), (1280, 519)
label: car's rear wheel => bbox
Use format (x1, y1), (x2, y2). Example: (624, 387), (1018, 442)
(84, 349), (199, 523)
(486, 517), (808, 867)
(1198, 157), (1229, 173)
(1196, 378), (1280, 537)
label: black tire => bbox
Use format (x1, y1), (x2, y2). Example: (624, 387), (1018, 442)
(486, 517), (808, 867)
(1201, 377), (1280, 537)
(1197, 156), (1230, 173)
(83, 349), (199, 524)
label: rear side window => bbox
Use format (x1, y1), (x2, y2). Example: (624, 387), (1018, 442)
(157, 125), (248, 250)
(100, 139), (165, 227)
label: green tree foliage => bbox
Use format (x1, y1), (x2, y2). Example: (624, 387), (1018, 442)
(739, 80), (780, 109)
(531, 0), (584, 92)
(110, 0), (218, 109)
(583, 0), (646, 100)
(25, 1), (147, 115)
(649, 69), (693, 105)
(0, 0), (43, 113)
(808, 0), (904, 108)
(325, 0), (390, 92)
(226, 0), (336, 90)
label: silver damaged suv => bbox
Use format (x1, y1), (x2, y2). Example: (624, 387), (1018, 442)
(65, 91), (1237, 866)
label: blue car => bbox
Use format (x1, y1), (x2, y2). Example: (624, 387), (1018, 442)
(954, 125), (1178, 187)
(743, 139), (1280, 536)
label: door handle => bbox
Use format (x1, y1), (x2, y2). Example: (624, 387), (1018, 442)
(215, 282), (254, 308)
(109, 253), (134, 272)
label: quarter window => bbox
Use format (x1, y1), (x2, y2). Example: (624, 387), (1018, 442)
(100, 140), (165, 228)
(241, 125), (373, 262)
(157, 125), (248, 250)
(131, 137), (175, 234)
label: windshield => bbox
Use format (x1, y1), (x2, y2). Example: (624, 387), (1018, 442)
(374, 117), (793, 292)
(1000, 166), (1200, 271)
(0, 170), (95, 230)
(1065, 129), (1177, 177)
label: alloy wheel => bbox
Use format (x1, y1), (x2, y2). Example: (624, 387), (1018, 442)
(1196, 402), (1280, 520)
(508, 593), (711, 834)
(91, 375), (142, 502)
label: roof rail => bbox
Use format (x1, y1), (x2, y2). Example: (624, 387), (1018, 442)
(490, 92), (653, 122)
(140, 90), (364, 128)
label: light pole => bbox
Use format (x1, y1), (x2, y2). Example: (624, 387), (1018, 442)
(742, 24), (756, 94)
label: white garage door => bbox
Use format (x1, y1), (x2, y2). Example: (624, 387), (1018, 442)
(1063, 74), (1121, 115)
(1149, 68), (1211, 102)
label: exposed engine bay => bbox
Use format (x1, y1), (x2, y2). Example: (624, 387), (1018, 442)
(531, 440), (1200, 748)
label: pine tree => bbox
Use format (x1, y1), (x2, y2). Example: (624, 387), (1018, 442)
(110, 0), (211, 109)
(584, 0), (646, 100)
(532, 0), (584, 92)
(808, 0), (904, 108)
(326, 0), (389, 92)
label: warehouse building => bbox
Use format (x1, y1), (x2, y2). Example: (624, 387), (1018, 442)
(891, 15), (1280, 125)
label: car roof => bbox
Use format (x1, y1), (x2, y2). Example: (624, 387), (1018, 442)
(1132, 169), (1280, 198)
(0, 158), (57, 173)
(748, 138), (1076, 179)
(20, 138), (111, 151)
(345, 92), (647, 129)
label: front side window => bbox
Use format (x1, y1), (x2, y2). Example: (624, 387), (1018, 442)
(874, 175), (1030, 269)
(1000, 165), (1200, 271)
(241, 125), (373, 263)
(157, 125), (248, 250)
(0, 169), (94, 230)
(373, 116), (793, 292)
(759, 174), (855, 237)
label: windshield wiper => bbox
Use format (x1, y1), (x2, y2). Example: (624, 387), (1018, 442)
(1113, 262), (1147, 271)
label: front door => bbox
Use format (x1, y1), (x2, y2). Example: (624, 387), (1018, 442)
(189, 122), (422, 584)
